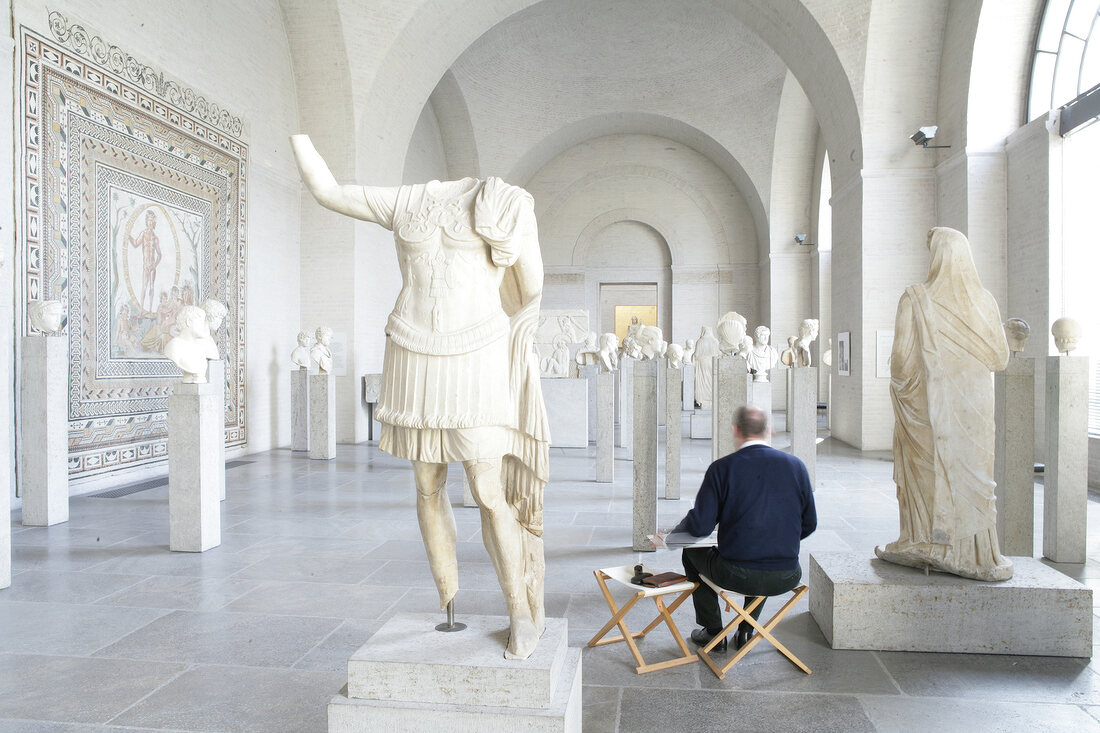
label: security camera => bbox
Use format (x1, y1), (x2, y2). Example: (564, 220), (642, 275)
(910, 126), (939, 147)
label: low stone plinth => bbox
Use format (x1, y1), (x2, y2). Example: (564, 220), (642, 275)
(329, 614), (581, 732)
(809, 552), (1093, 657)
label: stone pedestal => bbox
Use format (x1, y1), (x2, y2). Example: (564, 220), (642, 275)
(541, 378), (588, 448)
(690, 410), (712, 439)
(291, 367), (310, 452)
(310, 372), (337, 460)
(711, 355), (749, 461)
(994, 357), (1035, 556)
(580, 364), (598, 443)
(789, 366), (818, 485)
(596, 371), (615, 483)
(809, 552), (1092, 657)
(20, 336), (68, 526)
(207, 359), (227, 501)
(328, 614), (581, 732)
(633, 360), (658, 551)
(749, 379), (772, 418)
(168, 380), (222, 552)
(1044, 356), (1088, 563)
(664, 365), (681, 500)
(682, 363), (695, 411)
(617, 357), (635, 458)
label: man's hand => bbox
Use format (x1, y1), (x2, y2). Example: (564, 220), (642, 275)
(649, 530), (670, 550)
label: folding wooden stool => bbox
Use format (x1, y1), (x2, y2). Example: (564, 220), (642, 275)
(696, 574), (811, 680)
(587, 565), (699, 674)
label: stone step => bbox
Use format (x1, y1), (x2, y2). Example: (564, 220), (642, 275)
(810, 552), (1093, 657)
(330, 646), (581, 733)
(347, 614), (569, 709)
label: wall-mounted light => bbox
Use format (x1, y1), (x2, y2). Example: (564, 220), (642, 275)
(909, 125), (950, 149)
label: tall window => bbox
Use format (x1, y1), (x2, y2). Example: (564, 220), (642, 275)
(1029, 0), (1100, 120)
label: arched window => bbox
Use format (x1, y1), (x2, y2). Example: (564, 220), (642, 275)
(1028, 0), (1100, 121)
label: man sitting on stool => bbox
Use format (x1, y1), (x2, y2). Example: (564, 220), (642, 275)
(673, 404), (817, 651)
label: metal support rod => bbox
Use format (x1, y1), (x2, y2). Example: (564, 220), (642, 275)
(435, 599), (467, 632)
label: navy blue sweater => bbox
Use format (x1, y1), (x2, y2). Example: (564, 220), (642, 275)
(673, 444), (817, 571)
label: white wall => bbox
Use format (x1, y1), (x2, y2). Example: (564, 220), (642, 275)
(9, 0), (301, 494)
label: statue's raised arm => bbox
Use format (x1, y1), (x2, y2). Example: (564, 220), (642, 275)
(289, 134), (398, 225)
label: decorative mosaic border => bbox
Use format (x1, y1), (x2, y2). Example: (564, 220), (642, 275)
(19, 23), (248, 479)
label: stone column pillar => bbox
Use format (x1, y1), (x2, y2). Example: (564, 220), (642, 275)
(20, 336), (68, 526)
(291, 367), (310, 452)
(994, 357), (1035, 556)
(1043, 356), (1087, 563)
(310, 372), (337, 460)
(633, 360), (658, 551)
(790, 366), (818, 485)
(712, 355), (749, 461)
(618, 356), (635, 458)
(664, 365), (681, 500)
(681, 363), (695, 411)
(749, 379), (773, 418)
(580, 364), (598, 443)
(596, 371), (615, 483)
(169, 380), (222, 552)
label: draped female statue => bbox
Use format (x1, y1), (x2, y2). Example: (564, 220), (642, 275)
(290, 135), (550, 658)
(875, 227), (1012, 581)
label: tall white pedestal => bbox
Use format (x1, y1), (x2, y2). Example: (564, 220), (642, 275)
(681, 363), (695, 411)
(617, 356), (635, 458)
(541, 378), (588, 448)
(789, 366), (818, 485)
(690, 410), (712, 439)
(207, 359), (227, 501)
(291, 367), (310, 452)
(328, 614), (581, 732)
(168, 381), (222, 552)
(711, 355), (748, 461)
(809, 552), (1092, 657)
(310, 372), (337, 460)
(580, 364), (598, 443)
(749, 379), (772, 419)
(20, 336), (68, 526)
(633, 360), (658, 551)
(994, 357), (1035, 556)
(664, 365), (681, 500)
(1044, 356), (1088, 563)
(596, 371), (614, 483)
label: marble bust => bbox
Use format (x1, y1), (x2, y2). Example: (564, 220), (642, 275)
(310, 326), (333, 373)
(875, 226), (1012, 581)
(635, 325), (666, 360)
(28, 299), (64, 334)
(1051, 317), (1081, 355)
(716, 311), (748, 356)
(793, 318), (819, 367)
(1003, 318), (1030, 354)
(575, 331), (599, 366)
(164, 305), (219, 383)
(682, 338), (695, 365)
(780, 336), (797, 367)
(666, 343), (684, 369)
(201, 299), (228, 335)
(745, 325), (779, 381)
(598, 333), (619, 372)
(292, 133), (550, 660)
(291, 330), (313, 368)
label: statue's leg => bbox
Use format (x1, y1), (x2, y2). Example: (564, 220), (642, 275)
(411, 460), (458, 610)
(464, 457), (539, 659)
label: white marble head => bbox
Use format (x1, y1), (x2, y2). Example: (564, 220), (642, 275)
(175, 305), (210, 339)
(297, 330), (313, 347)
(315, 326), (333, 346)
(717, 312), (748, 354)
(201, 299), (228, 334)
(28, 299), (64, 334)
(666, 343), (684, 368)
(165, 305), (219, 383)
(754, 325), (770, 346)
(1004, 318), (1030, 353)
(1051, 317), (1082, 355)
(798, 318), (819, 343)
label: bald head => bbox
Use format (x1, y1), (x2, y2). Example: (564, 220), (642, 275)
(733, 404), (769, 445)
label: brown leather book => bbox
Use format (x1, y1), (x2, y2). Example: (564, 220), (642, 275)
(640, 572), (689, 587)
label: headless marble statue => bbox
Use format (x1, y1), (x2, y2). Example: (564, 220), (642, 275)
(291, 134), (549, 659)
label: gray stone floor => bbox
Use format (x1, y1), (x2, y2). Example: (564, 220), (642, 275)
(3, 430), (1100, 732)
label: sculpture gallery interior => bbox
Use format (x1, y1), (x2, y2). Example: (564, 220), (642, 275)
(2, 0), (1100, 731)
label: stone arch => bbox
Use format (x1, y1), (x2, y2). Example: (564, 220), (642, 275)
(572, 209), (677, 268)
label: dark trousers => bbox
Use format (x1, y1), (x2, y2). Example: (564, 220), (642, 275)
(682, 547), (802, 632)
